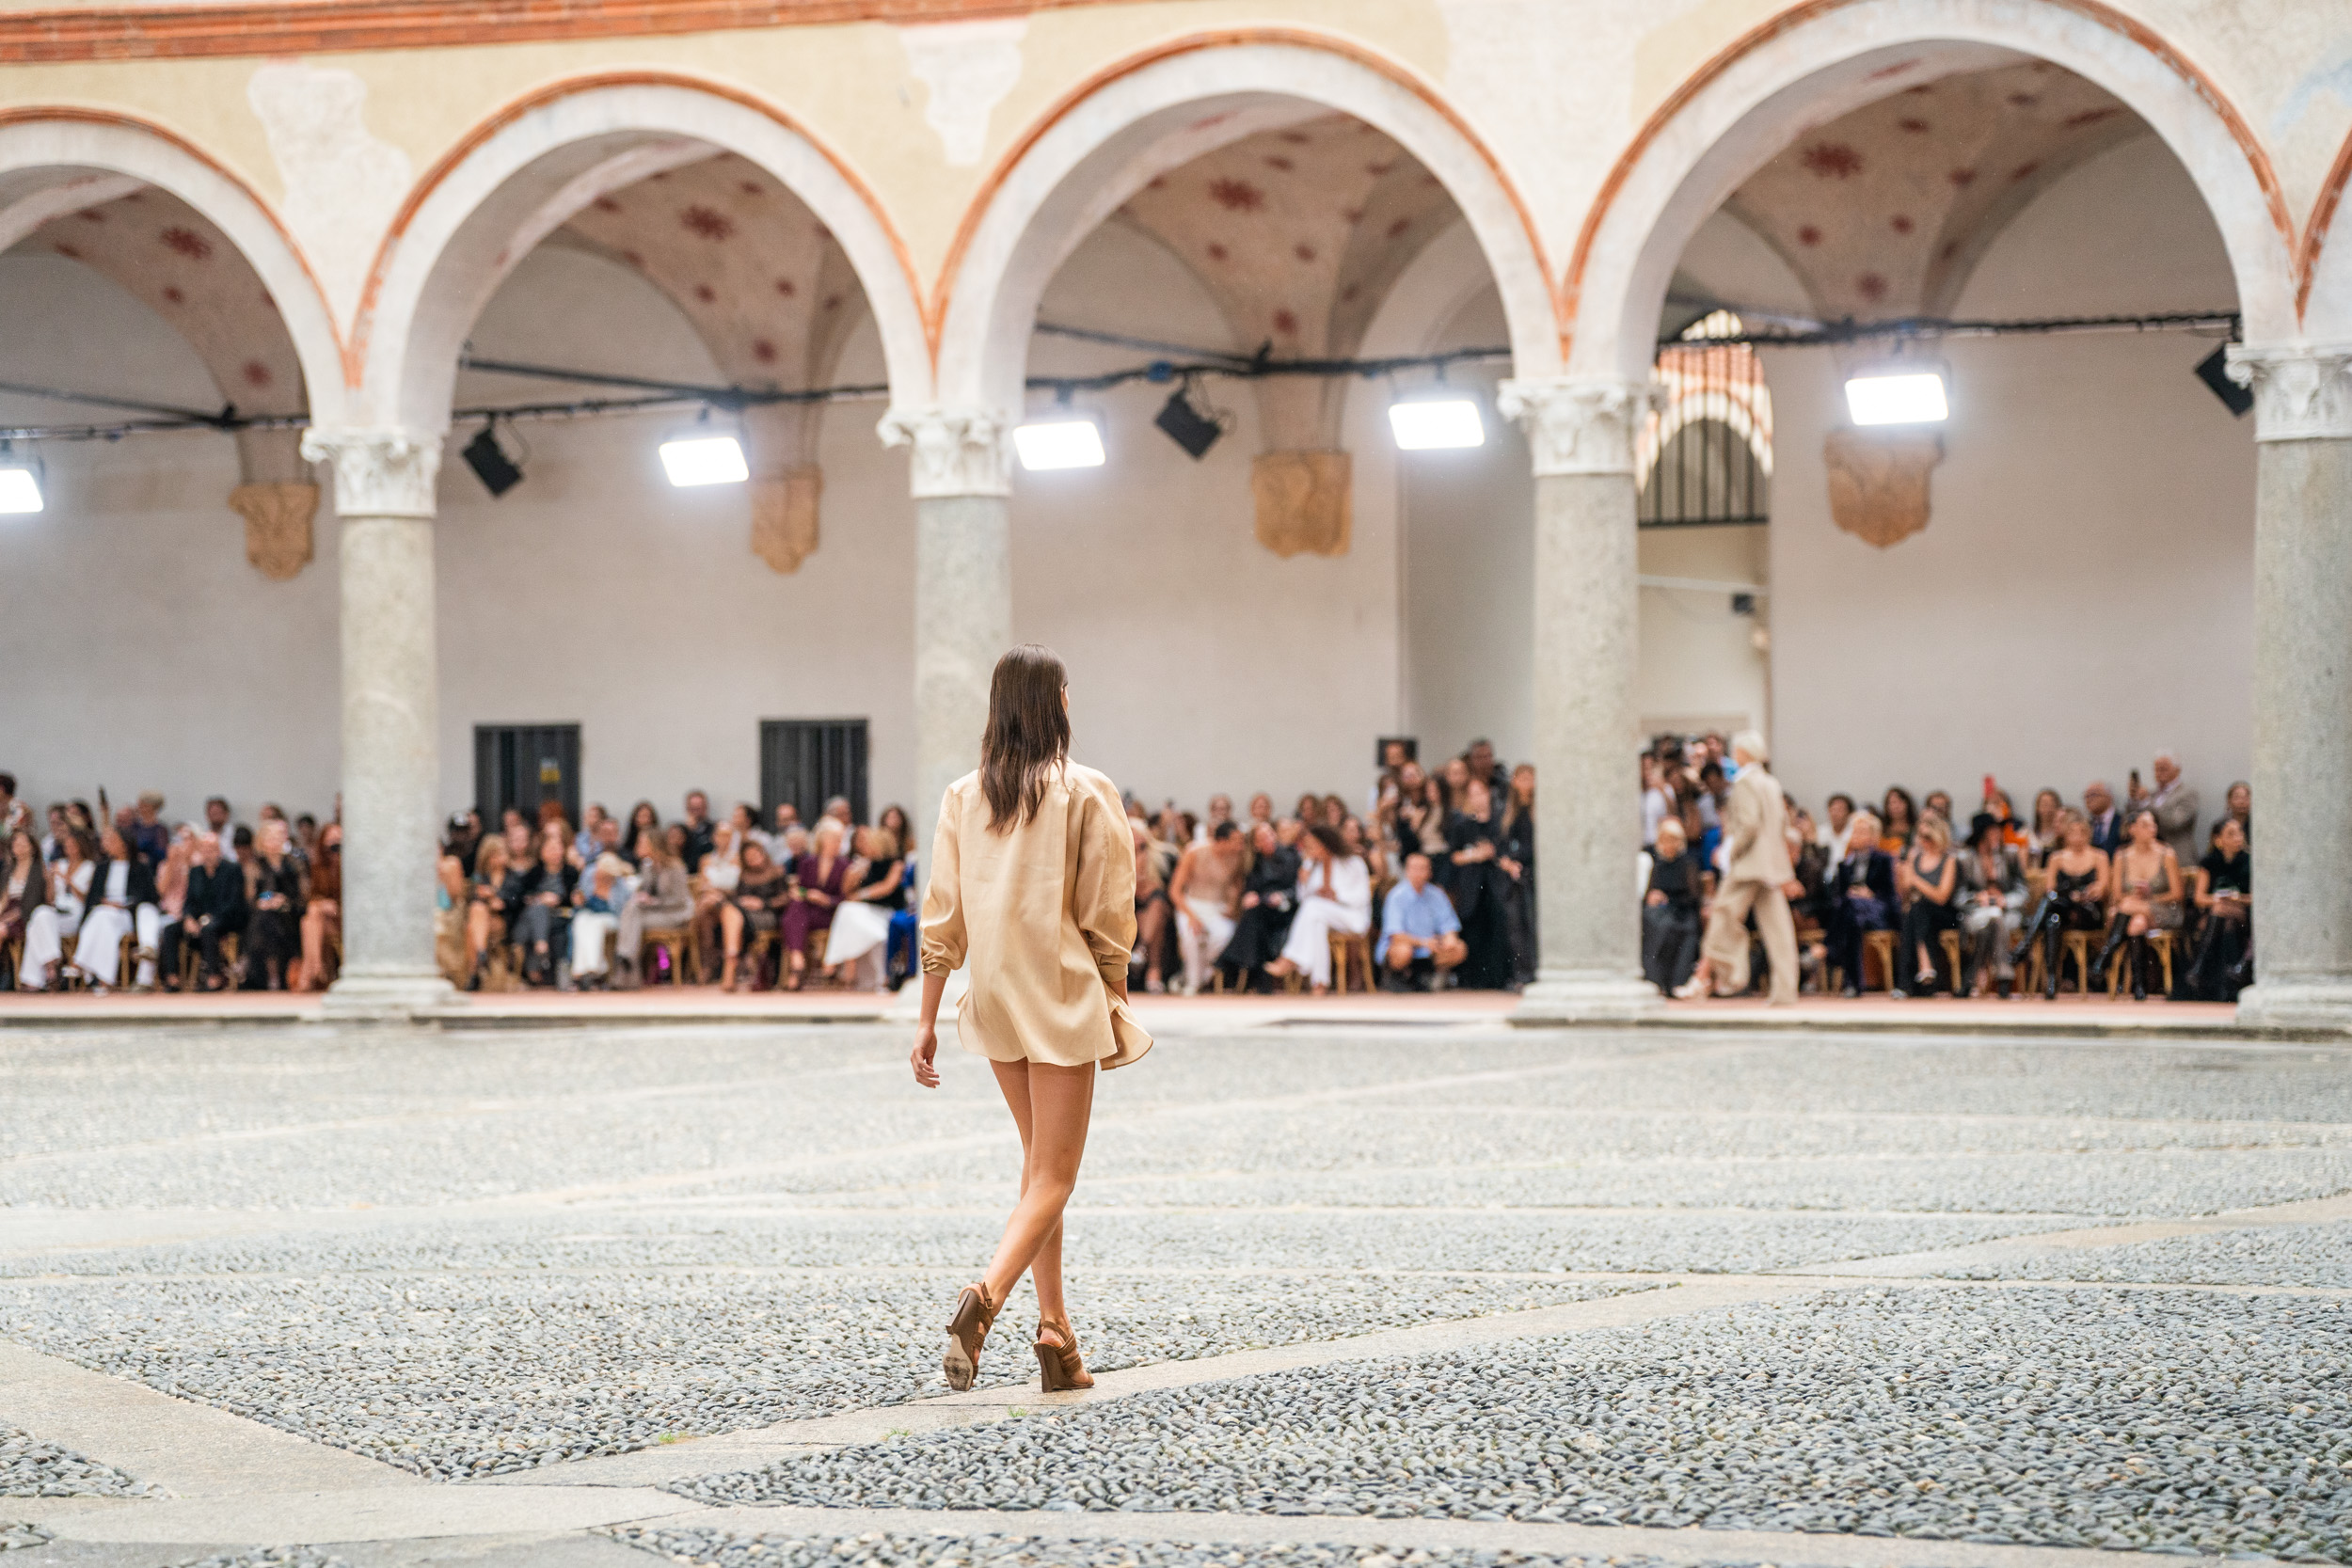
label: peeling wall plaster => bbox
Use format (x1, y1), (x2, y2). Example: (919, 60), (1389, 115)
(246, 63), (413, 328)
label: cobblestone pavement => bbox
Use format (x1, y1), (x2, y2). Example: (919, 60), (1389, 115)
(0, 1022), (2344, 1568)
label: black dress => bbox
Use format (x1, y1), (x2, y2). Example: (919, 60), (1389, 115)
(2187, 848), (2251, 1000)
(1642, 850), (1704, 991)
(1498, 804), (1537, 985)
(1444, 811), (1515, 990)
(1217, 846), (1300, 980)
(242, 854), (305, 989)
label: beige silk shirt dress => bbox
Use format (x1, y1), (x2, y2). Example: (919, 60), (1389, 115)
(920, 762), (1152, 1069)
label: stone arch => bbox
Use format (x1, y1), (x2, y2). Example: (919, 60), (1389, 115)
(353, 73), (932, 433)
(0, 108), (346, 426)
(930, 30), (1563, 422)
(2296, 129), (2352, 341)
(1564, 0), (2297, 381)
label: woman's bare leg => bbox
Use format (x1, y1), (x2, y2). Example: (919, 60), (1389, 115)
(983, 1058), (1094, 1323)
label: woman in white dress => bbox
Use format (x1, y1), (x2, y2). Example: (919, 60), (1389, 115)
(822, 826), (906, 988)
(75, 825), (163, 990)
(20, 829), (94, 990)
(1264, 824), (1372, 992)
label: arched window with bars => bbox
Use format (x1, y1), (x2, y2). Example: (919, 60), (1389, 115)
(1637, 310), (1772, 529)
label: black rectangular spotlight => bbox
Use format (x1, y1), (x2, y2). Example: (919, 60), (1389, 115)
(462, 425), (524, 496)
(1154, 388), (1223, 459)
(2195, 343), (2253, 418)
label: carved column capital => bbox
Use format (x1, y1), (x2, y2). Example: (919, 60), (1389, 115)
(878, 406), (1013, 499)
(300, 427), (443, 517)
(2226, 343), (2352, 442)
(1496, 376), (1663, 477)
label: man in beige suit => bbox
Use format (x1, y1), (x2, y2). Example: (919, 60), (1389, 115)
(1680, 730), (1799, 1004)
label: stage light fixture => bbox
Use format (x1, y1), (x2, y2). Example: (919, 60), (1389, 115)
(1014, 417), (1106, 471)
(2194, 343), (2253, 417)
(1389, 396), (1485, 451)
(461, 423), (524, 497)
(0, 447), (41, 515)
(1843, 370), (1948, 426)
(660, 433), (750, 487)
(1154, 383), (1225, 459)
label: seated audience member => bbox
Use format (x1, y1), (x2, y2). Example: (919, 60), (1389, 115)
(1168, 822), (1244, 994)
(1198, 793), (1236, 845)
(1957, 813), (2027, 996)
(1438, 755), (1473, 816)
(717, 840), (790, 991)
(441, 812), (481, 880)
(2095, 807), (2184, 1001)
(152, 829), (192, 980)
(690, 820), (741, 981)
(2187, 816), (2252, 1001)
(820, 796), (853, 832)
(1245, 793), (1275, 832)
(1293, 791), (1323, 828)
(243, 819), (306, 990)
(780, 817), (851, 990)
(1817, 793), (1858, 864)
(2011, 809), (2111, 998)
(1218, 820), (1299, 990)
(2083, 781), (2122, 854)
(2025, 788), (2066, 865)
(1895, 814), (1960, 996)
(1381, 850), (1466, 990)
(39, 803), (70, 864)
(573, 804), (607, 867)
(0, 773), (24, 839)
(1394, 765), (1447, 859)
(435, 839), (469, 986)
(1129, 820), (1172, 993)
(167, 832), (246, 990)
(1641, 755), (1677, 851)
(463, 835), (514, 990)
(2223, 781), (2251, 845)
(1500, 765), (1536, 986)
(130, 792), (170, 864)
(1877, 788), (1917, 855)
(294, 824), (342, 991)
(2, 827), (46, 987)
(1641, 817), (1708, 994)
(616, 830), (691, 989)
(677, 791), (717, 872)
(565, 851), (628, 989)
(877, 803), (920, 987)
(1445, 778), (1516, 990)
(510, 827), (578, 987)
(822, 827), (905, 989)
(626, 800), (661, 854)
(20, 829), (93, 990)
(1824, 812), (1899, 996)
(72, 825), (163, 991)
(1921, 790), (1954, 831)
(1264, 824), (1372, 993)
(1692, 761), (1724, 865)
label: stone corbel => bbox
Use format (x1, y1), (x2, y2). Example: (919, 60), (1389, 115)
(752, 467), (823, 574)
(1823, 427), (1943, 548)
(877, 406), (1012, 499)
(2226, 344), (2352, 442)
(299, 427), (443, 518)
(230, 482), (321, 580)
(1252, 451), (1351, 558)
(1496, 376), (1663, 477)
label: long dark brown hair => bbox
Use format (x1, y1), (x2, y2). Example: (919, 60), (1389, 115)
(980, 643), (1070, 832)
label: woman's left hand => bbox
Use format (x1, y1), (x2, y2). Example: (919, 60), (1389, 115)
(910, 1024), (940, 1088)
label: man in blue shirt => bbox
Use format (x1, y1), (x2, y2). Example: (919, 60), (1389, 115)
(1381, 851), (1465, 990)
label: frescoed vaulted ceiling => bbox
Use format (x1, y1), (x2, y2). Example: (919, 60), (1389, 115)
(1720, 60), (2145, 322)
(1113, 114), (1462, 450)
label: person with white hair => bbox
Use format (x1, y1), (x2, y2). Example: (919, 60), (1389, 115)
(1677, 730), (1798, 1004)
(2144, 751), (2201, 867)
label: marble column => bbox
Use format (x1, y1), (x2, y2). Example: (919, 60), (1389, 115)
(1498, 377), (1663, 1022)
(878, 407), (1014, 834)
(299, 428), (457, 1019)
(2226, 345), (2352, 1031)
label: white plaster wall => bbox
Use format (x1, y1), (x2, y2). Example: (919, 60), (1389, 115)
(437, 245), (917, 823)
(1018, 221), (1406, 807)
(0, 254), (342, 823)
(1761, 135), (2254, 819)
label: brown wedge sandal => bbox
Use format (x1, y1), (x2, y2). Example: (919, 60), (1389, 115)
(942, 1282), (997, 1391)
(1033, 1317), (1094, 1392)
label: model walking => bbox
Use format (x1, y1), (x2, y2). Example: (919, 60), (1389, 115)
(910, 643), (1150, 1393)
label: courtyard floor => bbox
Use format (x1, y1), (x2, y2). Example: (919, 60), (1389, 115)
(0, 1021), (2344, 1568)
